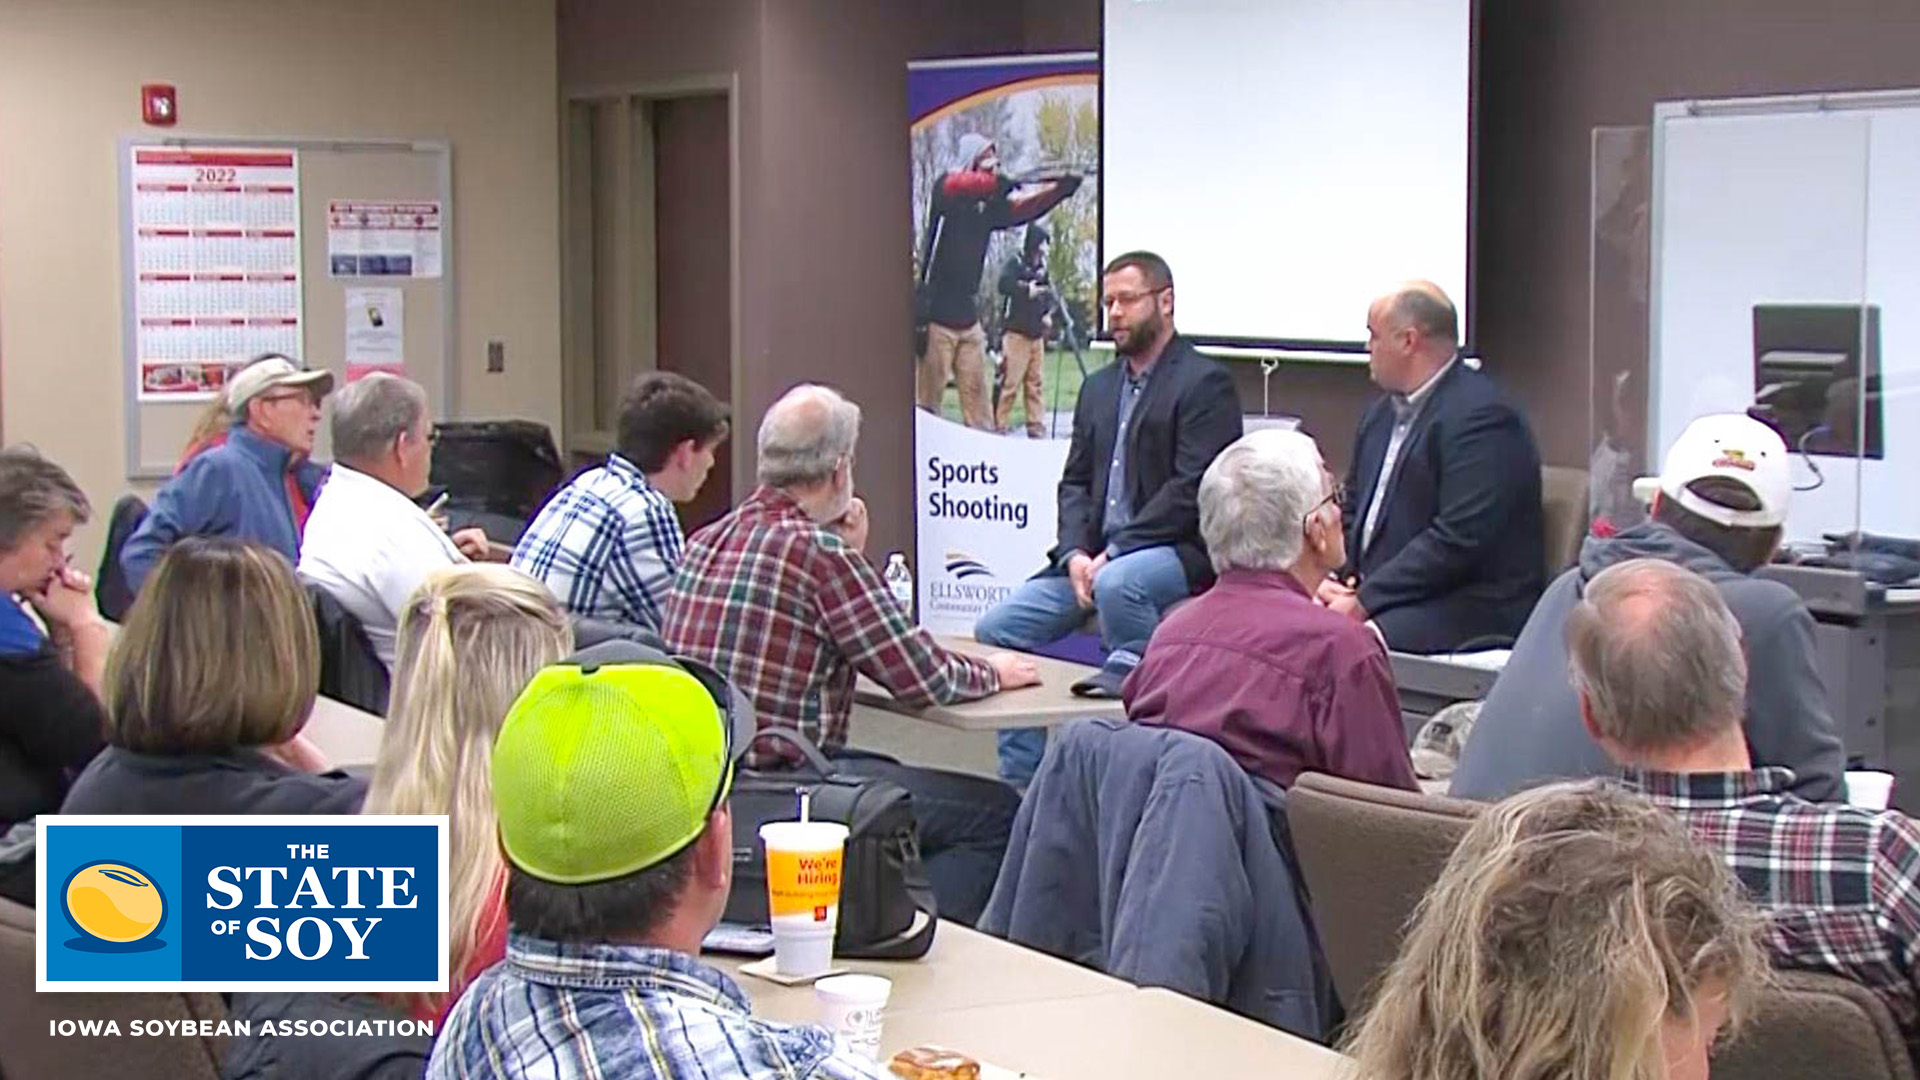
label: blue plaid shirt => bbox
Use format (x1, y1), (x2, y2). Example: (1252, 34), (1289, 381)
(428, 935), (887, 1080)
(512, 454), (684, 631)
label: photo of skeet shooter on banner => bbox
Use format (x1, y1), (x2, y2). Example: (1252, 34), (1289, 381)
(909, 53), (1097, 633)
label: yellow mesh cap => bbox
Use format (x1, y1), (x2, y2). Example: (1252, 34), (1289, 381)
(492, 649), (740, 884)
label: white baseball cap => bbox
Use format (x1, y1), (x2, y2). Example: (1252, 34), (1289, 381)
(1631, 413), (1789, 529)
(224, 355), (334, 413)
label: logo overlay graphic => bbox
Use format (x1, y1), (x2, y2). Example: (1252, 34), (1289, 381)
(943, 552), (993, 580)
(38, 815), (448, 992)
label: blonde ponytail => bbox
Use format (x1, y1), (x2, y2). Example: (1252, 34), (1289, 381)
(364, 564), (571, 1017)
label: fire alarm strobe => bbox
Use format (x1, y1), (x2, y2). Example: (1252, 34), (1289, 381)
(141, 84), (177, 126)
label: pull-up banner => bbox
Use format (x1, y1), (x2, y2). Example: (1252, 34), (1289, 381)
(908, 53), (1099, 633)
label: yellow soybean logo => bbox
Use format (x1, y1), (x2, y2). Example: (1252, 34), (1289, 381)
(63, 861), (167, 947)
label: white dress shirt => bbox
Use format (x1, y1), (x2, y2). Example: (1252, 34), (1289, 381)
(1359, 354), (1458, 553)
(298, 464), (467, 670)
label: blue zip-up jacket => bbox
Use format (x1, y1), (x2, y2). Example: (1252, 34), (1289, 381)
(120, 424), (328, 592)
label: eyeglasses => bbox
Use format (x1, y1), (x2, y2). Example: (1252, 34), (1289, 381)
(1099, 286), (1169, 312)
(1302, 483), (1352, 535)
(258, 389), (319, 408)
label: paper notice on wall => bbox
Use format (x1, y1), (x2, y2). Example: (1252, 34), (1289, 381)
(328, 200), (441, 278)
(130, 146), (303, 401)
(344, 287), (404, 382)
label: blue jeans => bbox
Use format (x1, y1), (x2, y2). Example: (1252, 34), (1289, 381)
(829, 750), (1018, 926)
(974, 545), (1189, 784)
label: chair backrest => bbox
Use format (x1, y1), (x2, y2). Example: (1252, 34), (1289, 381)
(1541, 464), (1591, 576)
(94, 494), (149, 622)
(306, 584), (391, 716)
(1284, 771), (1483, 1014)
(0, 896), (226, 1079)
(1289, 774), (1917, 1080)
(1714, 970), (1916, 1080)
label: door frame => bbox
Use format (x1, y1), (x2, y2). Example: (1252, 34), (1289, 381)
(559, 74), (742, 495)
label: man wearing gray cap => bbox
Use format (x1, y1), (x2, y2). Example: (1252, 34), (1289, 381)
(121, 355), (333, 592)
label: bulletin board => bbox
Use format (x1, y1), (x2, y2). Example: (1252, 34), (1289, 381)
(118, 136), (453, 479)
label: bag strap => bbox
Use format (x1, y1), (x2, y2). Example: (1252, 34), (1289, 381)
(746, 726), (837, 779)
(857, 889), (938, 958)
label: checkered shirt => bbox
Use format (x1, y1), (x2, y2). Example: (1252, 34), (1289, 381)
(427, 935), (886, 1080)
(663, 485), (998, 764)
(1627, 767), (1920, 1040)
(511, 454), (682, 631)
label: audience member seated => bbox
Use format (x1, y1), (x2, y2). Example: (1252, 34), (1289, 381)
(0, 448), (109, 832)
(1320, 282), (1544, 653)
(364, 564), (572, 1019)
(513, 371), (729, 632)
(299, 373), (503, 670)
(1454, 414), (1845, 802)
(1343, 780), (1765, 1080)
(974, 251), (1243, 784)
(429, 641), (887, 1080)
(62, 537), (365, 815)
(664, 384), (1039, 924)
(122, 356), (333, 593)
(182, 351), (314, 499)
(1573, 557), (1920, 1052)
(177, 352), (321, 528)
(1124, 429), (1417, 791)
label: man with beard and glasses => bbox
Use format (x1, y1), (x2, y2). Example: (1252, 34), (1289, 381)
(974, 251), (1243, 785)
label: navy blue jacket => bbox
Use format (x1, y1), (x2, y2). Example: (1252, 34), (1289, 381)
(980, 719), (1325, 1038)
(1050, 336), (1243, 591)
(1344, 361), (1544, 653)
(121, 425), (327, 592)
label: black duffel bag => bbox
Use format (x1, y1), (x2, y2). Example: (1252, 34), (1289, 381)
(725, 728), (937, 959)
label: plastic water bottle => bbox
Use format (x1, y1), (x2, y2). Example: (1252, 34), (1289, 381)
(884, 552), (914, 610)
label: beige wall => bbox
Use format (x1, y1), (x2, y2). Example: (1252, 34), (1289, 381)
(0, 0), (562, 563)
(560, 0), (1033, 561)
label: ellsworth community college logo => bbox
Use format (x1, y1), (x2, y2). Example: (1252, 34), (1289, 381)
(38, 815), (448, 992)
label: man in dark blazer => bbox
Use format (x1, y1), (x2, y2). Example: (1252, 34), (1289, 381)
(1321, 282), (1544, 654)
(976, 251), (1243, 783)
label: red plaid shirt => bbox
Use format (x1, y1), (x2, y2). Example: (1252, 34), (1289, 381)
(1628, 767), (1920, 1045)
(663, 486), (998, 765)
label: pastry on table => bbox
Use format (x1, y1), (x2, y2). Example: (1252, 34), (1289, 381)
(889, 1045), (981, 1080)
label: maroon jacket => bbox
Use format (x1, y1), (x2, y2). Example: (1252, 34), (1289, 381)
(1123, 568), (1417, 791)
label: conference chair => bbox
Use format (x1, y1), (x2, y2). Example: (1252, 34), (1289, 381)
(1286, 772), (1915, 1080)
(306, 584), (391, 716)
(1716, 970), (1916, 1080)
(94, 494), (148, 622)
(1284, 771), (1482, 1015)
(0, 896), (226, 1079)
(1540, 464), (1591, 576)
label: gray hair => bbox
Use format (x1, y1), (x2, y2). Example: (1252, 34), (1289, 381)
(1386, 284), (1459, 347)
(0, 446), (91, 553)
(1197, 429), (1326, 573)
(757, 384), (860, 487)
(1566, 558), (1746, 752)
(330, 373), (429, 465)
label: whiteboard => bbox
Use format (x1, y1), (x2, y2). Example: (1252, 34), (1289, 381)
(119, 136), (453, 480)
(1652, 92), (1920, 543)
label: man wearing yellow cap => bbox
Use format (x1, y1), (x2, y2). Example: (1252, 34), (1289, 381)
(428, 641), (886, 1080)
